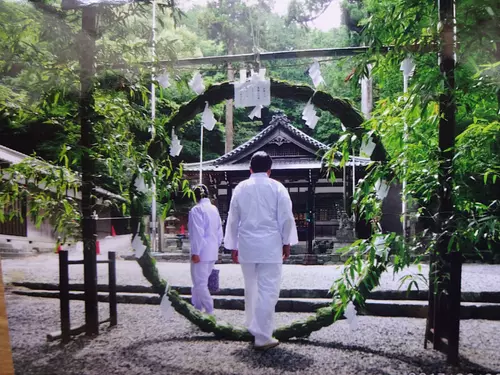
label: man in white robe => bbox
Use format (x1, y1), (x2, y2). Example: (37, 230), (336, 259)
(188, 184), (223, 315)
(224, 151), (298, 350)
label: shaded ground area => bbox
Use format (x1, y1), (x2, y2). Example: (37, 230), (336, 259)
(5, 293), (500, 375)
(3, 253), (500, 291)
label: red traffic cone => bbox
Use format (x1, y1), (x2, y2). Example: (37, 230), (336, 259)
(111, 225), (117, 237)
(96, 240), (101, 255)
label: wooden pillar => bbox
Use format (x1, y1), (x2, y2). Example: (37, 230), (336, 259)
(225, 173), (232, 232)
(303, 170), (317, 265)
(426, 0), (461, 365)
(59, 250), (71, 344)
(225, 57), (235, 153)
(0, 261), (15, 375)
(108, 251), (117, 327)
(158, 214), (164, 252)
(80, 6), (99, 336)
(342, 164), (347, 213)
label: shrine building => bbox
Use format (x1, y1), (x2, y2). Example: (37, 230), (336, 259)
(183, 113), (370, 259)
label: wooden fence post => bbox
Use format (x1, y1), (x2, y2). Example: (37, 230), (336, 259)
(108, 251), (117, 326)
(59, 250), (71, 344)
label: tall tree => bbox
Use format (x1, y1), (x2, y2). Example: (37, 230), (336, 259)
(196, 0), (272, 152)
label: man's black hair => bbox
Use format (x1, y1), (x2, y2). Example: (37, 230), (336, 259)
(194, 184), (209, 202)
(250, 151), (272, 173)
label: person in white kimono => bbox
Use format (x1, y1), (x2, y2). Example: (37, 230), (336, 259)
(224, 151), (298, 350)
(188, 184), (223, 315)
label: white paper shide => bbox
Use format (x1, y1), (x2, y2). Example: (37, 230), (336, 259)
(308, 60), (324, 89)
(157, 73), (170, 89)
(189, 72), (205, 95)
(170, 129), (183, 157)
(133, 175), (147, 193)
(248, 105), (263, 119)
(360, 136), (376, 158)
(374, 179), (390, 200)
(302, 99), (319, 129)
(132, 224), (147, 259)
(201, 102), (217, 131)
(344, 301), (359, 331)
(160, 287), (174, 319)
(400, 57), (416, 78)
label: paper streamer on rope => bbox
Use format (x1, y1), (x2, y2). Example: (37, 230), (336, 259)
(344, 301), (359, 331)
(160, 286), (173, 319)
(360, 136), (376, 158)
(170, 129), (183, 157)
(201, 102), (217, 131)
(302, 99), (319, 129)
(134, 175), (147, 193)
(308, 60), (324, 88)
(189, 72), (205, 95)
(157, 73), (170, 89)
(248, 105), (263, 119)
(132, 224), (147, 259)
(374, 179), (390, 200)
(234, 68), (270, 108)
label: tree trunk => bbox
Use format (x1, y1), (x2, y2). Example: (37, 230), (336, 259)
(80, 6), (99, 336)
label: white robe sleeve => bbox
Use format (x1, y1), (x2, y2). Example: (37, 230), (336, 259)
(188, 207), (205, 256)
(278, 185), (298, 246)
(223, 190), (240, 250)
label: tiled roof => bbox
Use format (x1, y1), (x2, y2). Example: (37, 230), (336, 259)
(184, 114), (333, 171)
(0, 144), (126, 202)
(214, 114), (329, 165)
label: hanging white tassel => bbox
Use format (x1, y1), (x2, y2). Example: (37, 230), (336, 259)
(189, 72), (205, 95)
(201, 102), (217, 131)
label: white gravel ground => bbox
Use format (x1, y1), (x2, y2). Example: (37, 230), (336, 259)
(3, 253), (500, 291)
(5, 292), (500, 375)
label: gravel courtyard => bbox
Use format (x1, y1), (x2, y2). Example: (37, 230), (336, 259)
(5, 293), (500, 375)
(3, 254), (500, 374)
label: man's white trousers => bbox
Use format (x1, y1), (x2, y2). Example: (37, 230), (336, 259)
(241, 263), (282, 346)
(190, 261), (216, 314)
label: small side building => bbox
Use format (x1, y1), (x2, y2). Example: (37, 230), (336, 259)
(0, 144), (128, 257)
